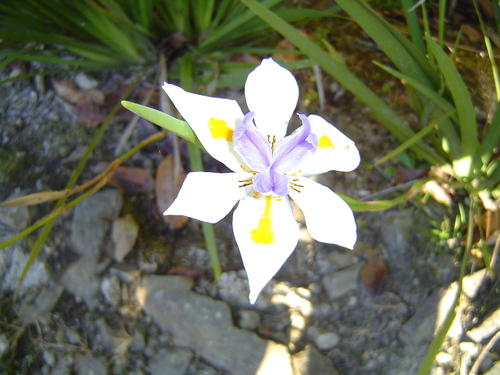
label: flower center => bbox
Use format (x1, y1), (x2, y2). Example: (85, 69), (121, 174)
(232, 112), (317, 196)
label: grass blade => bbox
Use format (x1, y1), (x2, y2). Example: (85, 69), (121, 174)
(240, 0), (443, 165)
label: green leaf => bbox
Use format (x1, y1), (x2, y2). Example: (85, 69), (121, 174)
(239, 0), (443, 165)
(338, 193), (407, 212)
(426, 36), (478, 175)
(121, 101), (204, 150)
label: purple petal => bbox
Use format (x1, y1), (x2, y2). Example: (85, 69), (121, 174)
(272, 113), (317, 174)
(233, 112), (272, 172)
(253, 167), (289, 196)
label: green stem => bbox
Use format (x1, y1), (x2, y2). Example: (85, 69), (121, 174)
(416, 196), (474, 375)
(179, 53), (221, 280)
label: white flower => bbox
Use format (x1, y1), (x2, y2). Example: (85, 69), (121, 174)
(163, 58), (360, 303)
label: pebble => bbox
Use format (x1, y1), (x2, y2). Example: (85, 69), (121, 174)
(100, 274), (121, 307)
(467, 308), (500, 343)
(292, 345), (339, 375)
(149, 347), (193, 375)
(308, 326), (340, 351)
(238, 309), (261, 330)
(321, 262), (363, 300)
(0, 189), (30, 231)
(75, 354), (107, 375)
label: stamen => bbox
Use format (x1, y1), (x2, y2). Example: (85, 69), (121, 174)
(289, 181), (304, 193)
(238, 178), (253, 188)
(267, 135), (277, 153)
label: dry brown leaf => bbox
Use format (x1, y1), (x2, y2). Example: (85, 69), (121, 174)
(360, 259), (387, 297)
(422, 180), (452, 206)
(112, 214), (139, 262)
(92, 162), (155, 193)
(462, 24), (482, 44)
(73, 97), (107, 127)
(155, 154), (188, 230)
(53, 79), (84, 103)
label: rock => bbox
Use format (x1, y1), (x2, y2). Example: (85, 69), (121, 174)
(148, 347), (193, 375)
(18, 283), (64, 324)
(484, 361), (500, 375)
(0, 243), (50, 296)
(62, 189), (123, 308)
(111, 214), (139, 262)
(462, 268), (489, 299)
(321, 263), (363, 301)
(75, 354), (107, 375)
(101, 274), (121, 307)
(467, 308), (500, 343)
(0, 189), (30, 231)
(307, 326), (340, 351)
(138, 275), (293, 375)
(292, 345), (339, 375)
(399, 290), (440, 346)
(70, 188), (123, 259)
(217, 271), (272, 310)
(379, 210), (413, 253)
(95, 317), (132, 355)
(238, 309), (261, 330)
(314, 249), (357, 275)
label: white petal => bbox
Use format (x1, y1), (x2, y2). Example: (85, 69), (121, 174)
(164, 172), (251, 223)
(297, 115), (360, 175)
(163, 83), (246, 172)
(245, 58), (299, 141)
(233, 194), (299, 303)
(289, 177), (356, 249)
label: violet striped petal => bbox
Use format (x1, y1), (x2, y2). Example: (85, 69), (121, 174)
(272, 113), (317, 174)
(232, 112), (271, 172)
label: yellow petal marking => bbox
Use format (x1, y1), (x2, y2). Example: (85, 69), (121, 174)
(208, 117), (234, 141)
(318, 135), (334, 149)
(250, 195), (273, 244)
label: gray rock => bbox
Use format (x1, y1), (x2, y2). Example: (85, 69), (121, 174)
(62, 189), (123, 308)
(292, 345), (339, 375)
(138, 275), (293, 375)
(399, 290), (440, 346)
(321, 263), (363, 300)
(0, 243), (50, 296)
(95, 317), (132, 355)
(18, 283), (64, 324)
(217, 271), (272, 310)
(467, 308), (500, 343)
(100, 274), (121, 307)
(70, 188), (123, 258)
(238, 309), (261, 330)
(307, 326), (340, 351)
(484, 361), (500, 375)
(379, 210), (414, 253)
(149, 347), (193, 375)
(75, 354), (107, 375)
(0, 189), (30, 231)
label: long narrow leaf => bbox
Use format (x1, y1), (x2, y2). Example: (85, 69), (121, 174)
(240, 0), (443, 165)
(121, 101), (203, 149)
(426, 36), (478, 174)
(336, 0), (440, 88)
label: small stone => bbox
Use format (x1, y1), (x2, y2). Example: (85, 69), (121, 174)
(238, 309), (261, 330)
(75, 354), (107, 375)
(75, 73), (99, 89)
(321, 263), (363, 301)
(149, 347), (193, 375)
(435, 352), (452, 365)
(292, 345), (339, 375)
(0, 189), (30, 231)
(308, 326), (340, 350)
(483, 361), (500, 375)
(101, 274), (121, 307)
